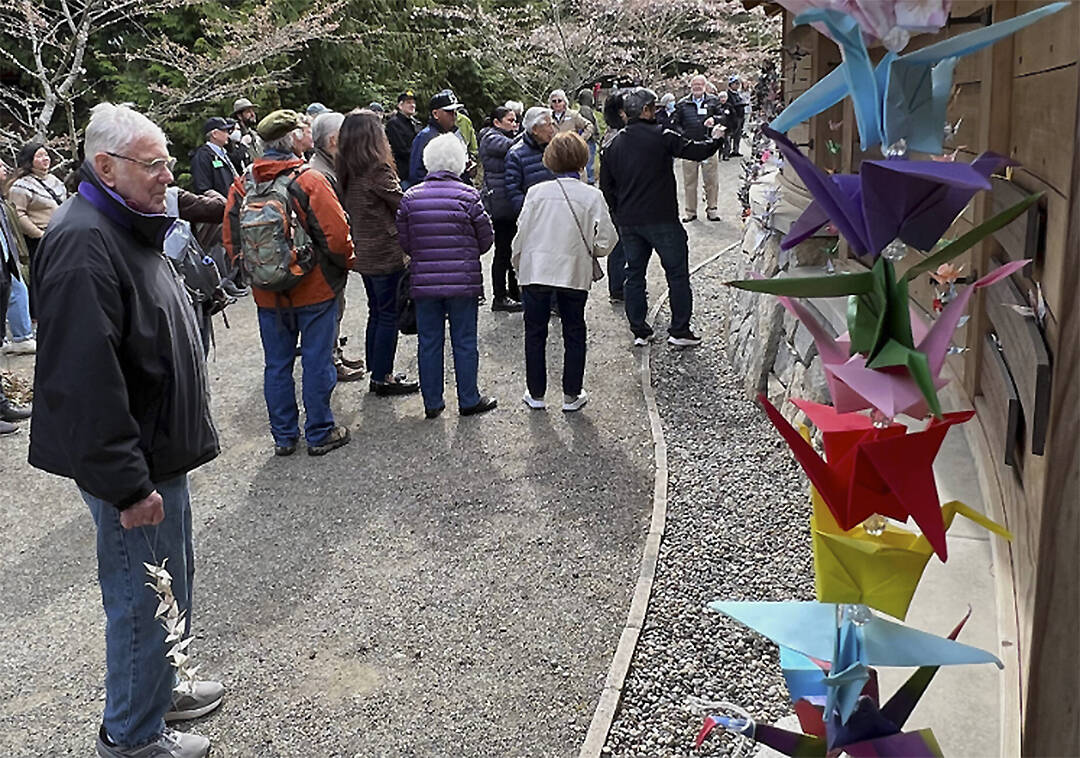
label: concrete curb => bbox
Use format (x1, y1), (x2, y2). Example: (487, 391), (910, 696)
(579, 242), (740, 758)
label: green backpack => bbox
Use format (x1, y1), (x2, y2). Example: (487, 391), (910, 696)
(237, 166), (315, 291)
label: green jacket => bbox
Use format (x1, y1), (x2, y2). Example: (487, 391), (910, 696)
(456, 112), (478, 158)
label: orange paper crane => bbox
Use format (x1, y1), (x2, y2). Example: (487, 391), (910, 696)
(758, 395), (973, 561)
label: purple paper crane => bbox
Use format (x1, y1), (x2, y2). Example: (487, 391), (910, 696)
(764, 126), (1011, 258)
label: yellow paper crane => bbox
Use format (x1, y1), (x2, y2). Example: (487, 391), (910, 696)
(810, 485), (1012, 619)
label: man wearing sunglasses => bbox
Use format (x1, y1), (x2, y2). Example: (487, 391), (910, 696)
(30, 102), (222, 757)
(549, 89), (594, 143)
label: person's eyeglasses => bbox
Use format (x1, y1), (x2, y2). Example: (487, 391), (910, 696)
(107, 152), (176, 175)
(550, 99), (564, 104)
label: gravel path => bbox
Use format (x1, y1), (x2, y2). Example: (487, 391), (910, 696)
(602, 170), (814, 758)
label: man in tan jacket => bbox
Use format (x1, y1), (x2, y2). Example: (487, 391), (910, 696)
(549, 90), (594, 141)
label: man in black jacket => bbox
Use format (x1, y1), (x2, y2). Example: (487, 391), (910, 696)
(386, 90), (422, 189)
(30, 102), (221, 758)
(190, 116), (238, 196)
(672, 75), (722, 221)
(727, 76), (747, 157)
(600, 87), (722, 348)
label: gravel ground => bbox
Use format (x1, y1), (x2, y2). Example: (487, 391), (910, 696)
(602, 167), (815, 758)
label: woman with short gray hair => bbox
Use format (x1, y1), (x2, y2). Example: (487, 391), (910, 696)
(505, 106), (556, 218)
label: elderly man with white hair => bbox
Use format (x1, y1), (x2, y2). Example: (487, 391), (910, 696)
(672, 74), (723, 221)
(308, 110), (346, 187)
(548, 89), (594, 142)
(30, 103), (222, 758)
(505, 106), (557, 217)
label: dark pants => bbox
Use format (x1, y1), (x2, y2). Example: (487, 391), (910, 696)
(0, 281), (8, 406)
(607, 239), (627, 298)
(620, 223), (692, 337)
(361, 270), (403, 382)
(491, 218), (520, 300)
(521, 285), (588, 398)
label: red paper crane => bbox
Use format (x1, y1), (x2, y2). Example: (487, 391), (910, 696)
(759, 395), (973, 560)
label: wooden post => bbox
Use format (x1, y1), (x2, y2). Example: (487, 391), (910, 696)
(1020, 88), (1080, 758)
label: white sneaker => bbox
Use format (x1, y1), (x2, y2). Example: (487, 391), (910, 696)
(3, 338), (36, 355)
(562, 390), (588, 412)
(667, 331), (703, 347)
(633, 334), (654, 347)
(522, 391), (546, 410)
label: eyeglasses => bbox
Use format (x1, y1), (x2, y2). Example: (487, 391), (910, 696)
(550, 99), (565, 104)
(107, 152), (176, 175)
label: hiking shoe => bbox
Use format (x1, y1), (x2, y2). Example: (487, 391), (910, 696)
(336, 362), (366, 382)
(165, 680), (224, 722)
(0, 401), (32, 422)
(3, 338), (36, 355)
(668, 330), (703, 347)
(0, 419), (19, 436)
(308, 426), (350, 456)
(460, 396), (497, 416)
(491, 296), (523, 312)
(681, 213), (697, 222)
(274, 439), (298, 457)
(96, 725), (209, 758)
(424, 405), (445, 419)
(522, 392), (546, 410)
(706, 211), (722, 222)
(562, 390), (588, 412)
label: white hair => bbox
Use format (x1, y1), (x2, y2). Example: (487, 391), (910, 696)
(265, 127), (306, 154)
(312, 112), (344, 150)
(549, 89), (567, 102)
(522, 106), (553, 134)
(423, 133), (467, 175)
(504, 100), (524, 116)
(84, 102), (167, 160)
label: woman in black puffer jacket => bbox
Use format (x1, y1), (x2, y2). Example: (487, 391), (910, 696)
(478, 106), (523, 312)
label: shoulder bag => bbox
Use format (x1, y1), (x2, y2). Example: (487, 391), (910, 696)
(554, 179), (604, 282)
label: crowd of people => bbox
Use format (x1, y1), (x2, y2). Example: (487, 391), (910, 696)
(0, 71), (747, 757)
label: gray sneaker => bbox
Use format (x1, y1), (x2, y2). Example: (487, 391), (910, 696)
(165, 680), (225, 722)
(96, 726), (210, 758)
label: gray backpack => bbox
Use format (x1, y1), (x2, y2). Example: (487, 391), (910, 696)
(237, 166), (315, 291)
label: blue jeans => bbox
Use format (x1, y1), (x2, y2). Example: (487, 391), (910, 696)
(80, 475), (194, 748)
(257, 300), (338, 446)
(586, 141), (597, 185)
(362, 271), (403, 382)
(607, 239), (627, 298)
(6, 275), (32, 341)
(415, 296), (481, 411)
(619, 223), (693, 337)
(522, 285), (588, 398)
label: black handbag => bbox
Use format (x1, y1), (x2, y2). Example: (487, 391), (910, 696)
(396, 268), (417, 335)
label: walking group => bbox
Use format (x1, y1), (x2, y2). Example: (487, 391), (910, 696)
(4, 71), (743, 757)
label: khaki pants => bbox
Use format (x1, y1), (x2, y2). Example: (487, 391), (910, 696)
(682, 154), (719, 216)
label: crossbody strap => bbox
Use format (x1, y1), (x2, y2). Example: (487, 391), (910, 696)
(554, 179), (593, 259)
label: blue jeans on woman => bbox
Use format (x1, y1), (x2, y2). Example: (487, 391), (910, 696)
(6, 275), (32, 341)
(256, 300), (338, 447)
(80, 475), (194, 748)
(415, 296), (481, 412)
(362, 270), (404, 382)
(521, 285), (588, 398)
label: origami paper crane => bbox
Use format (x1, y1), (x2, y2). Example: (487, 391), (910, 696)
(810, 482), (1012, 619)
(729, 256), (1033, 418)
(697, 613), (976, 755)
(773, 0), (950, 52)
(764, 125), (1012, 258)
(770, 3), (1068, 153)
(708, 601), (1002, 724)
(759, 395), (975, 560)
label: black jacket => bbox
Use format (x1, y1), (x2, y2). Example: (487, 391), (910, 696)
(386, 111), (422, 182)
(29, 165), (219, 509)
(727, 87), (747, 120)
(190, 142), (237, 196)
(599, 119), (721, 225)
(671, 94), (721, 140)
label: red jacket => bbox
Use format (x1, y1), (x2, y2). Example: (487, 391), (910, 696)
(224, 156), (354, 308)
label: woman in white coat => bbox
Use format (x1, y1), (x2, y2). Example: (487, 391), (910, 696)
(512, 131), (617, 412)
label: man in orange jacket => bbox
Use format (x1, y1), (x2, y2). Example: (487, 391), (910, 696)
(224, 109), (355, 457)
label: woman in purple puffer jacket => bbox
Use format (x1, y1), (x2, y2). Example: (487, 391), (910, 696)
(396, 133), (498, 419)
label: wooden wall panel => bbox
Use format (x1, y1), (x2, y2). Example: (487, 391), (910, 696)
(1013, 0), (1079, 76)
(1009, 64), (1078, 196)
(948, 82), (984, 154)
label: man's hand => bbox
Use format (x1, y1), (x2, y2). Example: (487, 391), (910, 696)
(120, 491), (165, 529)
(704, 117), (715, 128)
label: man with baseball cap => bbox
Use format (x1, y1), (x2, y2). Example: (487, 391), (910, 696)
(191, 117), (238, 196)
(407, 89), (467, 185)
(386, 90), (421, 186)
